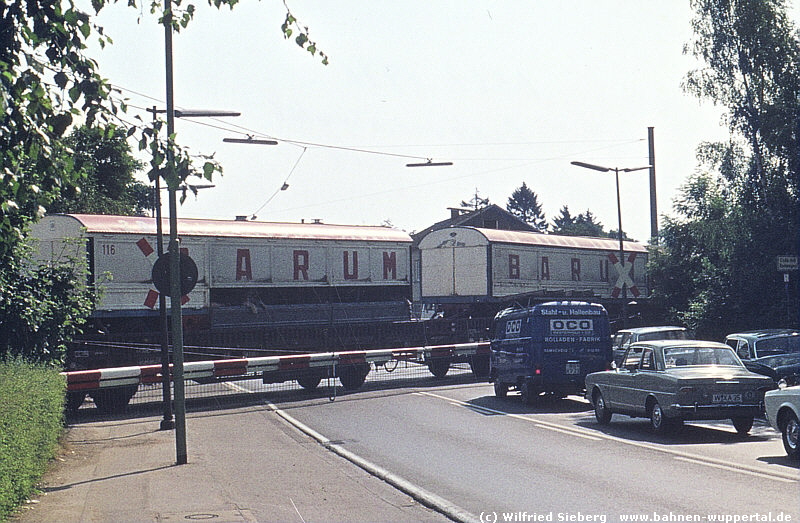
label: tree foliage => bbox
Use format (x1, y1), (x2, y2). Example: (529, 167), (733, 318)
(507, 182), (547, 231)
(551, 206), (607, 238)
(0, 241), (94, 363)
(1, 0), (324, 361)
(47, 126), (153, 216)
(649, 0), (799, 338)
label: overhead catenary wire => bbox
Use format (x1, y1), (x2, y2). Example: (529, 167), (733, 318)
(249, 146), (308, 219)
(109, 83), (645, 166)
(109, 85), (434, 162)
(106, 83), (652, 221)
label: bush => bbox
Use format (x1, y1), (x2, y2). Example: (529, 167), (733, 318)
(0, 360), (65, 521)
(0, 240), (95, 364)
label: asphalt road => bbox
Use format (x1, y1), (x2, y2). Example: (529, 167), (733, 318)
(272, 381), (799, 522)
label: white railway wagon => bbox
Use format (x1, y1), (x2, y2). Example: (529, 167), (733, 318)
(418, 227), (648, 303)
(30, 214), (413, 327)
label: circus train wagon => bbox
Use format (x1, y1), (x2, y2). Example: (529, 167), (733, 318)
(30, 214), (650, 406)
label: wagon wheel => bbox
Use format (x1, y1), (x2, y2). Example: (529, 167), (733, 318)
(297, 375), (322, 390)
(469, 354), (490, 378)
(91, 385), (138, 414)
(65, 391), (87, 413)
(427, 359), (450, 378)
(338, 363), (370, 390)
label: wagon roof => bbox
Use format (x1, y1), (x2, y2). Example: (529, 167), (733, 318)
(422, 226), (647, 252)
(61, 214), (412, 243)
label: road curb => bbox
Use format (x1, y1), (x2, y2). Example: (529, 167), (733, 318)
(267, 402), (480, 523)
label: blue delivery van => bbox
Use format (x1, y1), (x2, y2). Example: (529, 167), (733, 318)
(489, 301), (612, 403)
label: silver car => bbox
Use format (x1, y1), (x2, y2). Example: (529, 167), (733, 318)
(612, 326), (688, 365)
(586, 340), (774, 435)
(764, 384), (800, 459)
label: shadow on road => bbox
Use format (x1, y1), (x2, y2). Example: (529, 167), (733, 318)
(467, 393), (593, 415)
(572, 416), (775, 446)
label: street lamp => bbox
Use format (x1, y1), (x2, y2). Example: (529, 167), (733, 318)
(570, 161), (651, 328)
(223, 137), (279, 145)
(161, 0), (242, 462)
(406, 159), (453, 167)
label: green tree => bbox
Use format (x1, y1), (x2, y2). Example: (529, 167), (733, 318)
(507, 182), (547, 231)
(0, 241), (94, 363)
(552, 206), (608, 237)
(48, 126), (153, 216)
(1, 0), (324, 361)
(551, 206), (575, 233)
(650, 0), (800, 337)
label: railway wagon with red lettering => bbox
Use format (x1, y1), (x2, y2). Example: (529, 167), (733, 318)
(417, 226), (648, 322)
(30, 214), (414, 367)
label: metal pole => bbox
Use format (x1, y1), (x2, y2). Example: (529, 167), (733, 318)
(151, 106), (174, 431)
(648, 127), (658, 243)
(164, 0), (188, 465)
(614, 168), (627, 328)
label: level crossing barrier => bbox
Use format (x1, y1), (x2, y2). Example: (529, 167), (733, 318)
(62, 341), (491, 393)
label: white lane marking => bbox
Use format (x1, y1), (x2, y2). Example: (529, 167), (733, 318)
(224, 381), (253, 394)
(417, 391), (799, 483)
(674, 457), (797, 483)
(430, 392), (600, 441)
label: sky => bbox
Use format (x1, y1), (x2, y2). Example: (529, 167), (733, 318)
(80, 1), (766, 243)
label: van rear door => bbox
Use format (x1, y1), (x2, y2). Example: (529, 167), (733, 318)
(535, 303), (611, 394)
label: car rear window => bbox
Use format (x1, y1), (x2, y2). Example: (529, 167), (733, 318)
(638, 330), (687, 342)
(756, 336), (800, 357)
(664, 346), (741, 368)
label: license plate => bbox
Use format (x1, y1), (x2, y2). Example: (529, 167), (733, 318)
(566, 362), (580, 375)
(713, 393), (742, 403)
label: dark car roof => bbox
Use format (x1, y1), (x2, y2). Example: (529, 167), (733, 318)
(725, 329), (799, 341)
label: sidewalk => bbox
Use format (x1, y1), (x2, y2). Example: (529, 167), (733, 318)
(13, 401), (451, 522)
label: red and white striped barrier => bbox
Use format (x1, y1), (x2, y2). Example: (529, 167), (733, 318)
(62, 341), (491, 392)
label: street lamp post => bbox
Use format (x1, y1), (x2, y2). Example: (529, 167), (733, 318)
(570, 161), (651, 328)
(162, 1), (240, 465)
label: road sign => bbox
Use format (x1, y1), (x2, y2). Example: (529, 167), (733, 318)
(777, 255), (798, 272)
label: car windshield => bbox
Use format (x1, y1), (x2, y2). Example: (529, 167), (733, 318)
(664, 346), (742, 368)
(638, 330), (687, 342)
(755, 335), (800, 357)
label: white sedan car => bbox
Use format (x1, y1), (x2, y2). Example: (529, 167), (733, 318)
(764, 384), (800, 459)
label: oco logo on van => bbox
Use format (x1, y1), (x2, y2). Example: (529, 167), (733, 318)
(549, 319), (593, 334)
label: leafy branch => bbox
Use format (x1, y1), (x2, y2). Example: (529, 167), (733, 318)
(281, 0), (329, 65)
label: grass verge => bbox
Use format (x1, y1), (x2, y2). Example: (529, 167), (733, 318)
(0, 360), (64, 522)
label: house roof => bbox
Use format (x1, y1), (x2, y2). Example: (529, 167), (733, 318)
(411, 204), (536, 242)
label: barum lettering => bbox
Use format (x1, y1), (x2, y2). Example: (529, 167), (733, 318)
(235, 248), (252, 281)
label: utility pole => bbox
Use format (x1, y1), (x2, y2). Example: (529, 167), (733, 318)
(163, 0), (188, 466)
(648, 127), (658, 243)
